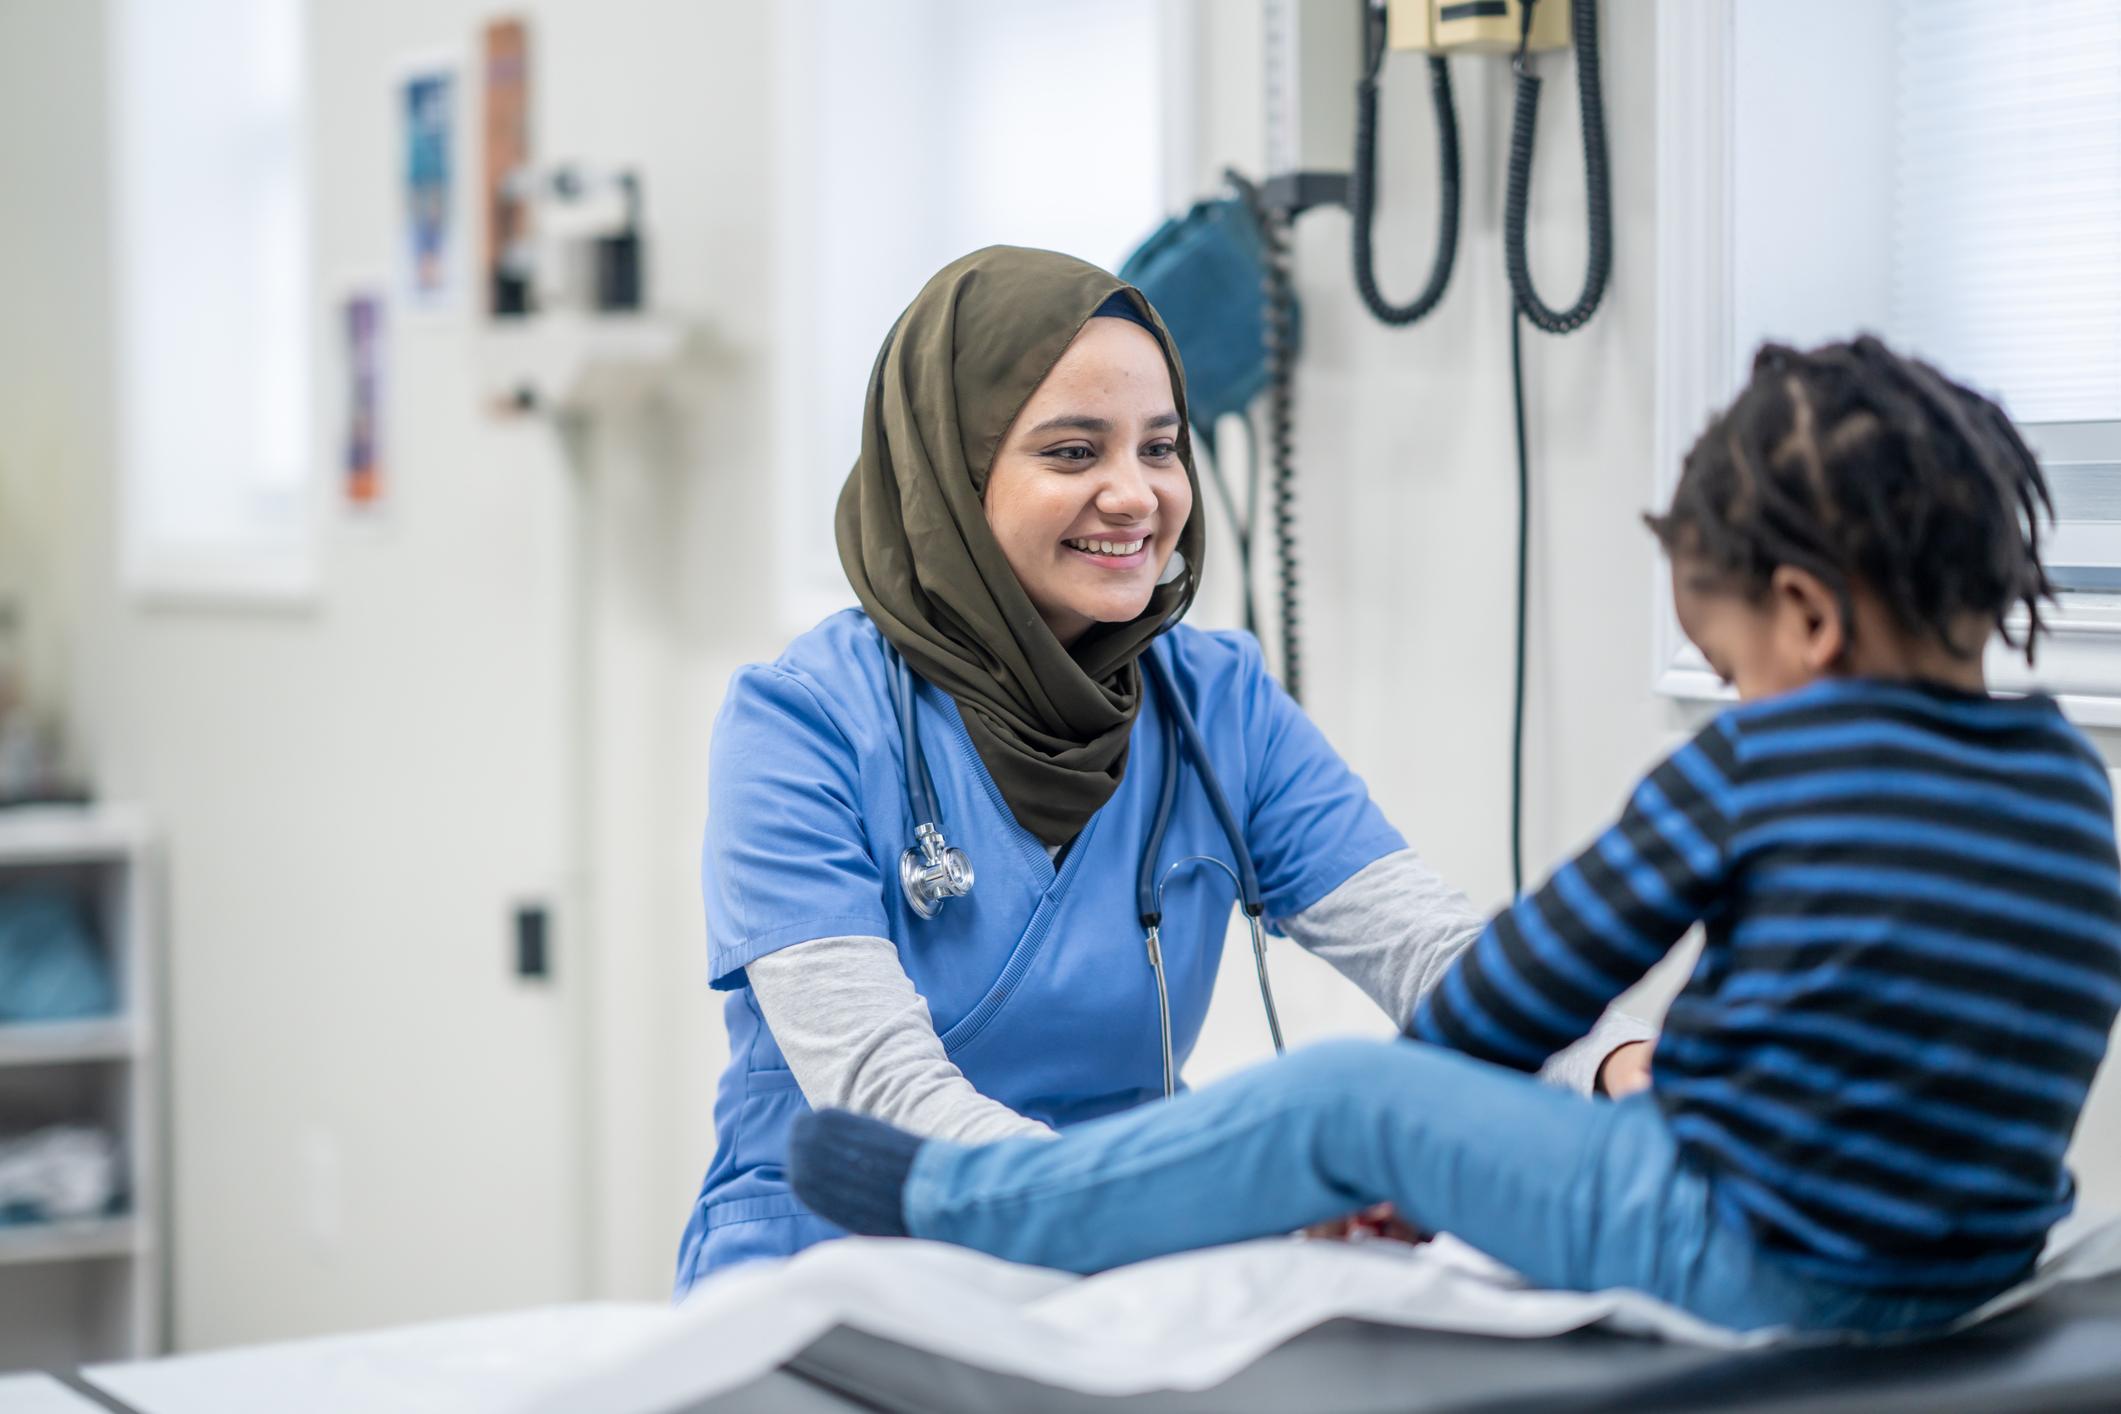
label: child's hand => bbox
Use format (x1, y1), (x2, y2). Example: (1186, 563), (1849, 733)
(1301, 1202), (1428, 1245)
(1599, 1040), (1656, 1098)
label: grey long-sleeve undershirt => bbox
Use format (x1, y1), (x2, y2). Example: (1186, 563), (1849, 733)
(742, 847), (1654, 1143)
(1279, 849), (1655, 1096)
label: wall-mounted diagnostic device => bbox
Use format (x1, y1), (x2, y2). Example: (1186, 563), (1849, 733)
(1123, 0), (1609, 891)
(1387, 0), (1572, 54)
(506, 162), (647, 316)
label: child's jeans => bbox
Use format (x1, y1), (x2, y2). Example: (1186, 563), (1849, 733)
(904, 1037), (1998, 1334)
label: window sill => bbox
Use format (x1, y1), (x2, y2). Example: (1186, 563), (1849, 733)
(1990, 595), (2121, 730)
(121, 543), (320, 614)
(1656, 595), (2121, 731)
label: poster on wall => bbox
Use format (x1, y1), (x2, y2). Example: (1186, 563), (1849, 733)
(342, 290), (386, 511)
(482, 18), (534, 318)
(398, 60), (459, 311)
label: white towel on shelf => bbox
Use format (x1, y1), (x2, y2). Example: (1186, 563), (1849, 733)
(0, 1124), (117, 1221)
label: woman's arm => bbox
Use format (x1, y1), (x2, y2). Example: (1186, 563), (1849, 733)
(1280, 849), (1654, 1096)
(746, 936), (1054, 1143)
(1214, 632), (1652, 1093)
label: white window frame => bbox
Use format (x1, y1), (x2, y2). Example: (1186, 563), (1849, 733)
(1653, 0), (2121, 725)
(108, 0), (318, 608)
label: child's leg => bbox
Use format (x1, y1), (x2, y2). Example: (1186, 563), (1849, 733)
(875, 1037), (1986, 1332)
(907, 1037), (1639, 1283)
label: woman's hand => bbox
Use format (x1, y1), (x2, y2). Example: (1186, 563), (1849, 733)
(1302, 1202), (1428, 1245)
(1598, 1039), (1655, 1098)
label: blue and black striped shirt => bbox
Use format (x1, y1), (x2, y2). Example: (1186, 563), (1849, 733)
(1411, 677), (2121, 1295)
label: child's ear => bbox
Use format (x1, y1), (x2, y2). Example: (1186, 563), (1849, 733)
(1769, 565), (1845, 672)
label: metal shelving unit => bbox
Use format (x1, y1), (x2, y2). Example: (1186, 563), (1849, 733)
(0, 805), (163, 1369)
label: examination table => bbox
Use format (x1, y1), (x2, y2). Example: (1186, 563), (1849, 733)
(28, 1218), (2121, 1414)
(754, 1273), (2121, 1413)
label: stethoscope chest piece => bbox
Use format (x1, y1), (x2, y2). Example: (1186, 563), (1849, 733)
(900, 821), (974, 920)
(891, 648), (975, 920)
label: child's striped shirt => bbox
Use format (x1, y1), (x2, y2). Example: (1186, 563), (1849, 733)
(1411, 677), (2121, 1295)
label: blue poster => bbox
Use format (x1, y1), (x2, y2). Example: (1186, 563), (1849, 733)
(401, 68), (456, 308)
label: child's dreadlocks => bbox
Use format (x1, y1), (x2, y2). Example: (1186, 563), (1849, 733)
(1647, 335), (2056, 664)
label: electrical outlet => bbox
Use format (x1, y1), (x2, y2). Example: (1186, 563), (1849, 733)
(514, 903), (551, 980)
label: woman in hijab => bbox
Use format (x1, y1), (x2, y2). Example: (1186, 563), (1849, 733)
(673, 247), (1649, 1291)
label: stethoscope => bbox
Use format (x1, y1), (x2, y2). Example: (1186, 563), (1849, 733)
(889, 640), (1285, 1100)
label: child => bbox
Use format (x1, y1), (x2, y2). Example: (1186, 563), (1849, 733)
(786, 337), (2121, 1334)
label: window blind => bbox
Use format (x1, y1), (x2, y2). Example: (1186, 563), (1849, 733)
(1891, 0), (2121, 426)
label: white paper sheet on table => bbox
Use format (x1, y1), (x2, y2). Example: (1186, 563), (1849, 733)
(83, 1305), (673, 1414)
(0, 1372), (114, 1414)
(77, 1212), (2121, 1414)
(516, 1209), (2121, 1412)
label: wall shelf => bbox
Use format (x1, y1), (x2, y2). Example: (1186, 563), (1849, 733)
(478, 312), (693, 418)
(0, 805), (149, 867)
(0, 1215), (142, 1268)
(0, 1019), (135, 1067)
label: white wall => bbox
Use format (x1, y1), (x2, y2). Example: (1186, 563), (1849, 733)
(5, 0), (2120, 1354)
(84, 0), (586, 1346)
(1, 0), (787, 1347)
(1179, 0), (1702, 1083)
(0, 0), (101, 783)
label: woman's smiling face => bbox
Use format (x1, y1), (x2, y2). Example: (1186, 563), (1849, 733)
(982, 316), (1193, 647)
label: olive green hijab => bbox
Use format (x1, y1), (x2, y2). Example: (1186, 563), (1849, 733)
(835, 246), (1204, 848)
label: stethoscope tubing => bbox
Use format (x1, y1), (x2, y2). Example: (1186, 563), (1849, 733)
(1138, 644), (1265, 920)
(1135, 640), (1283, 1098)
(890, 635), (1286, 1098)
(895, 649), (942, 830)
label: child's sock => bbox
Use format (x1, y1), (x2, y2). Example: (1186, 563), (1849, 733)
(788, 1109), (922, 1237)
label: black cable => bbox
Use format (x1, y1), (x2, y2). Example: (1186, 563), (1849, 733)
(1502, 0), (1611, 896)
(1508, 309), (1531, 899)
(1504, 0), (1610, 335)
(1241, 411), (1263, 638)
(1350, 0), (1462, 326)
(1193, 429), (1255, 636)
(1259, 201), (1303, 703)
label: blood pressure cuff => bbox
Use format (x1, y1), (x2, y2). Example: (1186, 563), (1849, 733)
(1118, 194), (1296, 439)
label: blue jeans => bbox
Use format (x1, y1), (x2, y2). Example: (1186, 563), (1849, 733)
(905, 1038), (1993, 1334)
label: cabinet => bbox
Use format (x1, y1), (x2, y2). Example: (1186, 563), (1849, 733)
(0, 806), (162, 1366)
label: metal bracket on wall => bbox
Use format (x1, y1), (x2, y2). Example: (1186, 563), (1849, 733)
(1258, 171), (1352, 220)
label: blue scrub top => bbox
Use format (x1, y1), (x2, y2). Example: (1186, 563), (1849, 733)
(674, 610), (1403, 1295)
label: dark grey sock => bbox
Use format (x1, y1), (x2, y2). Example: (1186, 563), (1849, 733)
(788, 1109), (922, 1237)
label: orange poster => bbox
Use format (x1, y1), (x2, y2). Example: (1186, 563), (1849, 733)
(483, 18), (534, 318)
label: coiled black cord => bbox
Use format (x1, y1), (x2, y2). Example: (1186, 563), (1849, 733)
(1209, 171), (1274, 641)
(1503, 0), (1610, 335)
(1259, 201), (1304, 703)
(1350, 1), (1462, 326)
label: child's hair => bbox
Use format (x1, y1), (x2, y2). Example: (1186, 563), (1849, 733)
(1646, 335), (2056, 664)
